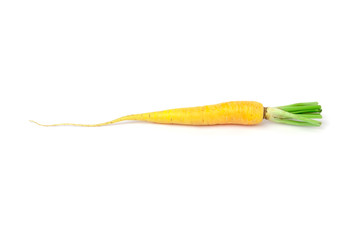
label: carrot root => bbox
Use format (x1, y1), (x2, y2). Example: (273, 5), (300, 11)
(30, 101), (322, 127)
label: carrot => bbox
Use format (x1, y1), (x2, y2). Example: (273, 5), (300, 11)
(30, 101), (322, 127)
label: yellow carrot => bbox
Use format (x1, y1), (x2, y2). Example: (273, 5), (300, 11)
(30, 101), (322, 127)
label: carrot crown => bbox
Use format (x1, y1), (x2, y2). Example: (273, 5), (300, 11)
(265, 102), (322, 126)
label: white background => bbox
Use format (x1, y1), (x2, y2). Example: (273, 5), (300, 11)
(1, 1), (359, 239)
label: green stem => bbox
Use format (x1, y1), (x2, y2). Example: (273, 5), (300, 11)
(265, 102), (322, 127)
(279, 105), (322, 113)
(277, 102), (319, 107)
(295, 114), (322, 119)
(270, 118), (318, 126)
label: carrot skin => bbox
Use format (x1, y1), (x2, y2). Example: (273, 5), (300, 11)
(131, 101), (264, 125)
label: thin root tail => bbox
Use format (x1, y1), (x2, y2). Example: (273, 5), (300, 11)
(29, 115), (135, 127)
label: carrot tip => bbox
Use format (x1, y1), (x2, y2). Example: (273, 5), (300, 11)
(29, 120), (53, 127)
(29, 120), (41, 125)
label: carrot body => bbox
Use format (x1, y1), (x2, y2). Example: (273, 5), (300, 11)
(31, 101), (264, 127)
(130, 101), (263, 125)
